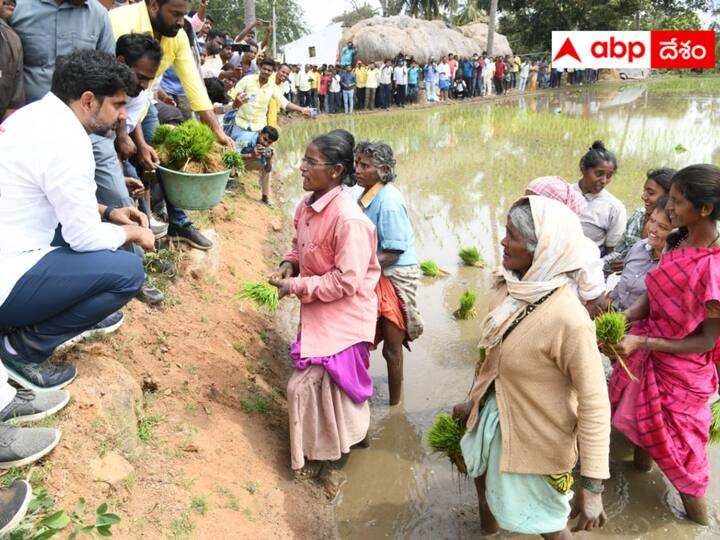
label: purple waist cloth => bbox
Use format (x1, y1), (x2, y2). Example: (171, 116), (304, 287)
(291, 339), (373, 404)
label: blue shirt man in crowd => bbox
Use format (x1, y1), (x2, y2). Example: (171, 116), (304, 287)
(340, 65), (356, 114)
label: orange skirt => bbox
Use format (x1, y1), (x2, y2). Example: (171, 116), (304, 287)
(374, 275), (407, 347)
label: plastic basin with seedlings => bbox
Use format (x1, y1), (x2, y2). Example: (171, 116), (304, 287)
(153, 120), (245, 211)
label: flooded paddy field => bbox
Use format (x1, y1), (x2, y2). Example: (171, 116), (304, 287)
(273, 77), (720, 539)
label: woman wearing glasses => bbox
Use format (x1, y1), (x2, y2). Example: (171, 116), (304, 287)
(269, 130), (381, 476)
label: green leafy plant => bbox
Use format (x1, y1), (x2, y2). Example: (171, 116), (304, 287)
(235, 281), (280, 313)
(709, 400), (720, 445)
(221, 149), (247, 176)
(191, 496), (208, 515)
(674, 143), (687, 153)
(458, 247), (484, 267)
(137, 414), (163, 443)
(595, 310), (638, 382)
(453, 290), (477, 320)
(153, 120), (225, 173)
(427, 413), (467, 474)
(419, 259), (448, 277)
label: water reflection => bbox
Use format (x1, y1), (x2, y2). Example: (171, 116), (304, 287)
(273, 81), (720, 539)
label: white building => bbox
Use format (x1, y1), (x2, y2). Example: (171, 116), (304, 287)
(282, 23), (343, 66)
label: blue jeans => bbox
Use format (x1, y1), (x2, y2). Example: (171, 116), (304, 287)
(0, 248), (144, 363)
(343, 89), (354, 113)
(142, 103), (190, 228)
(379, 84), (391, 108)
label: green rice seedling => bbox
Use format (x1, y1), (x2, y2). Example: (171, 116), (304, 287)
(419, 259), (448, 277)
(709, 400), (720, 445)
(160, 119), (216, 165)
(458, 247), (484, 267)
(674, 143), (687, 153)
(595, 310), (638, 382)
(454, 290), (477, 320)
(235, 281), (279, 313)
(152, 124), (174, 146)
(427, 413), (467, 474)
(222, 149), (247, 176)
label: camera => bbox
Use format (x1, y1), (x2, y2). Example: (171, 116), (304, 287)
(230, 42), (252, 53)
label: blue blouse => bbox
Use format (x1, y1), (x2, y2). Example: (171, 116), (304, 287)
(361, 183), (417, 268)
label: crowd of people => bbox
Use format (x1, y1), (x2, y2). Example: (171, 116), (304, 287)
(0, 0), (718, 535)
(271, 129), (720, 537)
(271, 43), (600, 115)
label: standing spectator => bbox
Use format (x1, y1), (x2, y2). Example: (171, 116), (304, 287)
(494, 56), (506, 95)
(423, 57), (438, 102)
(538, 57), (548, 88)
(503, 56), (512, 93)
(529, 60), (539, 90)
(231, 39), (258, 77)
(339, 40), (357, 67)
(0, 0), (23, 120)
(309, 65), (320, 109)
(354, 61), (367, 110)
(447, 52), (457, 79)
(407, 61), (421, 104)
(319, 67), (331, 113)
(437, 56), (450, 101)
(296, 64), (313, 107)
(266, 63), (292, 128)
(10, 0), (115, 104)
(393, 59), (407, 107)
(473, 54), (484, 97)
(518, 57), (530, 91)
(483, 53), (494, 96)
(379, 59), (393, 110)
(364, 62), (378, 110)
(511, 52), (521, 88)
(340, 64), (356, 114)
(461, 57), (474, 97)
(287, 65), (297, 103)
(328, 66), (341, 113)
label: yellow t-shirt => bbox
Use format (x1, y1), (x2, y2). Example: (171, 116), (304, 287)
(355, 67), (368, 88)
(310, 71), (321, 90)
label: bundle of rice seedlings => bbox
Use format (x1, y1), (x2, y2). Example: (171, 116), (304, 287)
(427, 413), (467, 474)
(453, 290), (477, 320)
(595, 310), (638, 382)
(235, 281), (279, 313)
(710, 400), (720, 445)
(419, 259), (448, 277)
(458, 247), (484, 267)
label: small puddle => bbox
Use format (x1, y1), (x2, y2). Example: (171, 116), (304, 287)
(274, 79), (720, 538)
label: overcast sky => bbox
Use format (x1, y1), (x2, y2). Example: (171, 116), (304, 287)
(301, 0), (382, 32)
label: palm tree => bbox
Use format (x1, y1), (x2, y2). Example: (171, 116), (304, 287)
(486, 0), (497, 55)
(244, 0), (255, 24)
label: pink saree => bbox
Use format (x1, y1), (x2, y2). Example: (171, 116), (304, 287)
(609, 246), (720, 497)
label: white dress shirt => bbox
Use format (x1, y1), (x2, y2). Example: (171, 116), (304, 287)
(570, 182), (627, 249)
(0, 92), (126, 306)
(393, 66), (407, 85)
(379, 66), (393, 85)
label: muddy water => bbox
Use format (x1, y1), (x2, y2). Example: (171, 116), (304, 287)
(272, 79), (720, 539)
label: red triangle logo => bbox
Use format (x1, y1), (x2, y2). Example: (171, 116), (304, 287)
(553, 37), (581, 62)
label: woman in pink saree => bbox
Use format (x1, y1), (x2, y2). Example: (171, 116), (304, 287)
(609, 164), (720, 524)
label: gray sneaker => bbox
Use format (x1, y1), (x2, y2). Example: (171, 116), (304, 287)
(0, 479), (31, 536)
(0, 388), (70, 425)
(0, 424), (60, 468)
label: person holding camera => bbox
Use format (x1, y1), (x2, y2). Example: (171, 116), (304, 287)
(231, 125), (280, 205)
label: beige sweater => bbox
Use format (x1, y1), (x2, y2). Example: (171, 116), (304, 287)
(467, 284), (611, 479)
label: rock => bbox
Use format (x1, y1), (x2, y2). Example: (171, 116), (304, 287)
(184, 229), (220, 279)
(598, 69), (621, 81)
(142, 376), (159, 393)
(75, 360), (143, 452)
(163, 388), (172, 396)
(342, 16), (512, 65)
(90, 452), (134, 487)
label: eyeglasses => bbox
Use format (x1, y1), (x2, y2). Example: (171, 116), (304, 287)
(301, 158), (335, 168)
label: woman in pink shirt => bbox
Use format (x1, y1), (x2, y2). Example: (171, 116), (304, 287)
(270, 130), (381, 475)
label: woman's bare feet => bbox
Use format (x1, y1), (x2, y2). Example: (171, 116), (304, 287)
(633, 445), (653, 472)
(293, 460), (324, 479)
(680, 493), (709, 525)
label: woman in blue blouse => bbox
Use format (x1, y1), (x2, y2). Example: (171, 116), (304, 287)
(355, 141), (424, 405)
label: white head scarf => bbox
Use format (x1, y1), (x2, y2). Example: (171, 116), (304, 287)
(478, 196), (594, 350)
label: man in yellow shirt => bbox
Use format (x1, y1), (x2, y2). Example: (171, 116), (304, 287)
(110, 0), (233, 250)
(267, 63), (291, 128)
(310, 66), (321, 109)
(511, 53), (521, 89)
(354, 61), (367, 110)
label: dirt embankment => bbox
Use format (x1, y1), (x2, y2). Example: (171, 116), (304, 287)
(30, 186), (337, 539)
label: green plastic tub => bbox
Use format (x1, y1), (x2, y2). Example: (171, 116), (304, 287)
(156, 165), (230, 210)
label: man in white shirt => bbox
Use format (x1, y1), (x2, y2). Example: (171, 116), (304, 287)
(379, 59), (393, 110)
(0, 50), (153, 393)
(393, 59), (408, 107)
(296, 64), (313, 107)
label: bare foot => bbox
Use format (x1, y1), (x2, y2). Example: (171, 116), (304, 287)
(633, 445), (653, 473)
(680, 493), (709, 525)
(293, 460), (324, 479)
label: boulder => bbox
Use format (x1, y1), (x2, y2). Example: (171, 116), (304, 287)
(459, 22), (513, 57)
(341, 16), (511, 65)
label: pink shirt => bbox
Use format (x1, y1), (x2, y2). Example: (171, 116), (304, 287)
(284, 187), (380, 358)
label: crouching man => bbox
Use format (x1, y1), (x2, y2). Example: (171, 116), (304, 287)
(0, 50), (154, 391)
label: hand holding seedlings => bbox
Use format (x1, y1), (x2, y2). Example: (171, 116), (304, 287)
(268, 277), (291, 300)
(236, 281), (280, 312)
(595, 310), (638, 382)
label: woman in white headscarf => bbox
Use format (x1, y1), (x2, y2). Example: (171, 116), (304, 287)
(453, 196), (611, 538)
